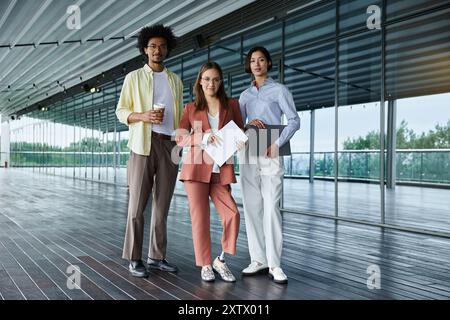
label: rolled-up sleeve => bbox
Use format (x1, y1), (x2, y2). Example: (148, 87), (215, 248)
(116, 74), (134, 126)
(276, 85), (300, 147)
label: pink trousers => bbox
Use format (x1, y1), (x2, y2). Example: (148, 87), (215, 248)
(184, 174), (240, 266)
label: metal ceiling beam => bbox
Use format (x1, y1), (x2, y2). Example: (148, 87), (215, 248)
(0, 0), (108, 99)
(1, 0), (253, 115)
(0, 0), (53, 67)
(2, 0), (175, 109)
(5, 0), (220, 112)
(0, 0), (120, 110)
(21, 40), (137, 108)
(0, 0), (88, 85)
(4, 0), (243, 110)
(61, 41), (137, 85)
(154, 0), (220, 32)
(11, 0), (53, 48)
(2, 0), (297, 117)
(175, 0), (254, 35)
(116, 0), (186, 40)
(0, 0), (17, 31)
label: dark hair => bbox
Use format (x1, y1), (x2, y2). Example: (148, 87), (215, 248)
(194, 62), (229, 112)
(137, 24), (177, 61)
(244, 46), (273, 74)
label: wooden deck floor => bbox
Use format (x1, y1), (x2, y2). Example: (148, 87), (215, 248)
(20, 167), (450, 233)
(0, 168), (449, 300)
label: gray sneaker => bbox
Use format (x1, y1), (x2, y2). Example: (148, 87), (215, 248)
(201, 265), (215, 282)
(212, 257), (236, 282)
(128, 260), (149, 278)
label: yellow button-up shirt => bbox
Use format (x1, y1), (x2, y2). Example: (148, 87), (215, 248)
(116, 64), (184, 155)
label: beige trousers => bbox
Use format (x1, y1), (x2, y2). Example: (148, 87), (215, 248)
(122, 135), (180, 261)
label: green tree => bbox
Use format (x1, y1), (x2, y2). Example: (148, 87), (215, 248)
(343, 120), (450, 150)
(343, 131), (380, 150)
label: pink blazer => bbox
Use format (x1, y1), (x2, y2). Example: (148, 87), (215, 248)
(176, 99), (244, 185)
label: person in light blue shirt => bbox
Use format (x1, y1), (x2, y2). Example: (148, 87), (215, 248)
(239, 46), (300, 284)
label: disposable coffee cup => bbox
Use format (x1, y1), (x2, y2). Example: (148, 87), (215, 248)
(153, 103), (165, 122)
(154, 103), (166, 111)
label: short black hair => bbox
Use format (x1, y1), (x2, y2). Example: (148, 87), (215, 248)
(244, 46), (273, 74)
(137, 24), (177, 60)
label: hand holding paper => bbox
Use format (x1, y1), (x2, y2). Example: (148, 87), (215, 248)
(203, 120), (248, 167)
(207, 133), (222, 146)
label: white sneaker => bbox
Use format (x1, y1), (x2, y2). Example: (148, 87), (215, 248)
(268, 267), (288, 284)
(212, 257), (236, 282)
(201, 265), (215, 282)
(242, 261), (269, 276)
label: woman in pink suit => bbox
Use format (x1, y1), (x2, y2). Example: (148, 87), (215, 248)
(176, 62), (245, 282)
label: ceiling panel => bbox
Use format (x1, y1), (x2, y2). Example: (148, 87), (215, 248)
(0, 0), (255, 117)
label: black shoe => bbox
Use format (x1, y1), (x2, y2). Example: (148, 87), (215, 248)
(129, 260), (149, 278)
(147, 257), (178, 272)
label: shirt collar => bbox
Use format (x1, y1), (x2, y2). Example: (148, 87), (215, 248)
(143, 63), (168, 74)
(251, 77), (274, 88)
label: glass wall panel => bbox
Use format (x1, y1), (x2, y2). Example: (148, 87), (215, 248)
(92, 109), (102, 181)
(385, 8), (450, 233)
(338, 29), (382, 223)
(285, 111), (310, 179)
(243, 22), (282, 55)
(117, 130), (129, 186)
(283, 36), (335, 216)
(285, 2), (335, 48)
(385, 93), (450, 233)
(387, 0), (449, 21)
(339, 0), (382, 34)
(106, 131), (115, 183)
(182, 51), (208, 81)
(210, 38), (241, 67)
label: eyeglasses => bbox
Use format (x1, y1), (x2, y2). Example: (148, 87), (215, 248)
(146, 44), (167, 51)
(201, 77), (222, 84)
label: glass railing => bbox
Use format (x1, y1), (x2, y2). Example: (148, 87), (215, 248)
(9, 149), (450, 185)
(9, 151), (129, 168)
(283, 149), (450, 185)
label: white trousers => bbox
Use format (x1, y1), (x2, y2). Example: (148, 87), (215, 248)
(240, 153), (284, 268)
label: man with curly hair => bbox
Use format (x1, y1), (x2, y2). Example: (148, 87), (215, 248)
(116, 24), (183, 277)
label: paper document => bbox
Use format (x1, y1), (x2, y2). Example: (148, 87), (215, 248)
(203, 120), (248, 167)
